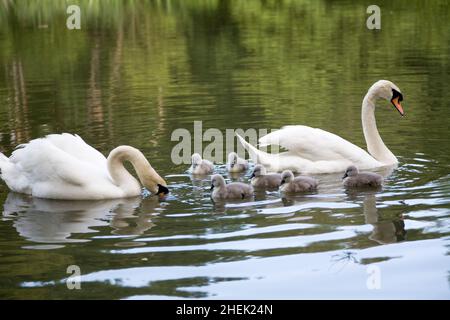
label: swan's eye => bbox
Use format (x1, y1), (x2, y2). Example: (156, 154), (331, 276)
(392, 89), (403, 102)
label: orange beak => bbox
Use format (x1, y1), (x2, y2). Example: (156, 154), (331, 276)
(391, 96), (404, 116)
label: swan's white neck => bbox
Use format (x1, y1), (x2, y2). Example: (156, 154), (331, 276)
(362, 94), (397, 165)
(107, 146), (156, 195)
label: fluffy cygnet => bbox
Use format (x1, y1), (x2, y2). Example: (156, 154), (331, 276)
(211, 174), (253, 200)
(279, 170), (318, 193)
(342, 165), (383, 188)
(189, 153), (214, 175)
(226, 152), (249, 173)
(250, 164), (282, 189)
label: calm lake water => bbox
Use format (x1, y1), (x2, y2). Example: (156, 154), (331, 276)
(0, 1), (449, 299)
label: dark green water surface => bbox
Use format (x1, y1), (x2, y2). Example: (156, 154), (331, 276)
(0, 1), (449, 299)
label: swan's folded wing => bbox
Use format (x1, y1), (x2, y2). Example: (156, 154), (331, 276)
(258, 125), (374, 162)
(10, 139), (107, 187)
(44, 133), (107, 169)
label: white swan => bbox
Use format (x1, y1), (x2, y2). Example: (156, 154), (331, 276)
(236, 80), (404, 174)
(0, 133), (168, 200)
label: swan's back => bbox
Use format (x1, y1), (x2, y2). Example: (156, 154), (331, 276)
(37, 134), (107, 167)
(1, 134), (113, 198)
(259, 125), (380, 167)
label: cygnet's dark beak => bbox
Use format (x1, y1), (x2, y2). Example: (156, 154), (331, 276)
(342, 173), (348, 180)
(157, 184), (169, 195)
(250, 172), (255, 179)
(210, 184), (214, 191)
(280, 179), (285, 185)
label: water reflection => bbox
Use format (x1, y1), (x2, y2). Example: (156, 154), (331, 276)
(344, 188), (407, 245)
(2, 193), (160, 244)
(362, 193), (407, 244)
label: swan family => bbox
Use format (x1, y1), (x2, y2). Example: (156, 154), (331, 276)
(0, 80), (401, 201)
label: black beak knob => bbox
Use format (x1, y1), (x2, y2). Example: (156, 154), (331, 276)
(157, 184), (169, 195)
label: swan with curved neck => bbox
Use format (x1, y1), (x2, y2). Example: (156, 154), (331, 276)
(107, 146), (169, 197)
(362, 80), (404, 164)
(237, 80), (405, 174)
(0, 134), (168, 200)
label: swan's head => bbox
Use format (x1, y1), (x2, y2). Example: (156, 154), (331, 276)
(137, 155), (168, 196)
(343, 165), (359, 179)
(280, 170), (294, 185)
(143, 172), (168, 196)
(369, 80), (404, 116)
(227, 152), (238, 168)
(251, 164), (267, 178)
(211, 174), (226, 190)
(191, 153), (202, 167)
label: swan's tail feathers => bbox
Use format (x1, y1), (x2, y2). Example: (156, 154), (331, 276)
(0, 152), (11, 177)
(0, 153), (31, 194)
(235, 133), (272, 166)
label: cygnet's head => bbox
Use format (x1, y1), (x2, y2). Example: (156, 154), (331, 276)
(211, 174), (226, 190)
(368, 80), (404, 116)
(227, 152), (238, 168)
(280, 170), (294, 184)
(191, 153), (202, 166)
(251, 164), (266, 178)
(343, 165), (359, 179)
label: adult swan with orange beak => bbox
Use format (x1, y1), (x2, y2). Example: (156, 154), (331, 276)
(237, 80), (405, 174)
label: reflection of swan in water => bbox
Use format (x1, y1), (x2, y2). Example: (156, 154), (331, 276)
(362, 193), (406, 244)
(2, 193), (161, 243)
(109, 197), (157, 236)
